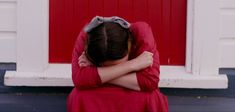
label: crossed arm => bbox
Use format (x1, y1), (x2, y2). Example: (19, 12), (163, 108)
(72, 39), (159, 92)
(78, 51), (153, 91)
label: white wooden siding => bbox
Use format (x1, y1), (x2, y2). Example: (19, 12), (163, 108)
(219, 0), (235, 68)
(0, 0), (16, 62)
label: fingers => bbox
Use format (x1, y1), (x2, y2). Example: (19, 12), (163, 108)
(78, 59), (87, 64)
(78, 59), (90, 67)
(78, 52), (85, 60)
(78, 51), (93, 67)
(79, 63), (85, 67)
(78, 52), (87, 63)
(79, 59), (90, 67)
(143, 51), (153, 56)
(143, 51), (153, 67)
(150, 57), (153, 67)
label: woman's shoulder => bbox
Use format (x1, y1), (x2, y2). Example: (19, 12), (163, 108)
(129, 22), (157, 56)
(130, 22), (150, 29)
(130, 22), (155, 46)
(75, 29), (88, 44)
(130, 22), (154, 39)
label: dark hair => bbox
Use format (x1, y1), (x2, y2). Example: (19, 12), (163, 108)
(85, 22), (132, 66)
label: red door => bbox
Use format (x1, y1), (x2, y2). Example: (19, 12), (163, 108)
(49, 0), (186, 65)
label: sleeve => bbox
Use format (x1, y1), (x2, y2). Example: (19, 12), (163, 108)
(71, 30), (102, 90)
(130, 22), (160, 92)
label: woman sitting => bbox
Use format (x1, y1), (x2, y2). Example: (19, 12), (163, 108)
(67, 16), (168, 112)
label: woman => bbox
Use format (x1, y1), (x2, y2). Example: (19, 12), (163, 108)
(67, 16), (168, 112)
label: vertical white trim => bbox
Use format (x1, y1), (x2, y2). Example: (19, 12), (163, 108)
(16, 0), (49, 72)
(192, 0), (220, 75)
(185, 0), (194, 73)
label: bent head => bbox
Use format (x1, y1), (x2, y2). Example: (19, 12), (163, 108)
(85, 22), (132, 66)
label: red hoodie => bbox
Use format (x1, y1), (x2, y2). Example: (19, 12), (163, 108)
(67, 22), (168, 112)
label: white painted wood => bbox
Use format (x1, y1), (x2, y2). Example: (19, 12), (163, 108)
(219, 38), (235, 67)
(0, 31), (16, 62)
(0, 0), (16, 2)
(185, 0), (194, 72)
(192, 0), (220, 75)
(4, 65), (228, 88)
(220, 0), (235, 8)
(5, 64), (72, 86)
(160, 66), (227, 89)
(0, 0), (16, 62)
(219, 0), (235, 67)
(0, 0), (16, 31)
(16, 0), (49, 72)
(220, 13), (235, 37)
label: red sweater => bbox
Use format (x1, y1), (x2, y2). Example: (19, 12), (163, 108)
(67, 22), (168, 112)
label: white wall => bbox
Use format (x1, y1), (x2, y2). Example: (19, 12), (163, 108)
(219, 0), (235, 68)
(0, 0), (16, 62)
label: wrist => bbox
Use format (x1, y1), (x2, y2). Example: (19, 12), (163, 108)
(125, 59), (137, 72)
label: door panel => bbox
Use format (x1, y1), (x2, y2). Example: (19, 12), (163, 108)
(49, 0), (187, 65)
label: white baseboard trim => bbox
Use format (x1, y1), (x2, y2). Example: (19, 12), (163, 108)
(4, 64), (228, 89)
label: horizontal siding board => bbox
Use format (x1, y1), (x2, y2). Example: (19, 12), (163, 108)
(0, 1), (16, 62)
(219, 0), (235, 67)
(0, 1), (16, 31)
(220, 14), (235, 38)
(0, 31), (16, 62)
(219, 38), (235, 67)
(220, 0), (235, 9)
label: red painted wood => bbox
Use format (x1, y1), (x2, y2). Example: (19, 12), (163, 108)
(103, 0), (118, 16)
(170, 0), (187, 65)
(118, 0), (133, 22)
(49, 0), (186, 65)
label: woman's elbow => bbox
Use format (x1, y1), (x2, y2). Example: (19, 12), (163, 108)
(73, 78), (95, 90)
(72, 75), (85, 90)
(72, 73), (89, 90)
(140, 78), (159, 92)
(72, 72), (101, 90)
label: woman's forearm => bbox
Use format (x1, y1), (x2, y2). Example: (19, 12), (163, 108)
(108, 73), (141, 91)
(98, 61), (135, 83)
(97, 51), (153, 84)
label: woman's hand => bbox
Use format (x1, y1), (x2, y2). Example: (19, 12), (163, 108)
(130, 51), (153, 71)
(78, 52), (93, 67)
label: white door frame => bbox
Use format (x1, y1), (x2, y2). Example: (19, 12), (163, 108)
(5, 0), (228, 88)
